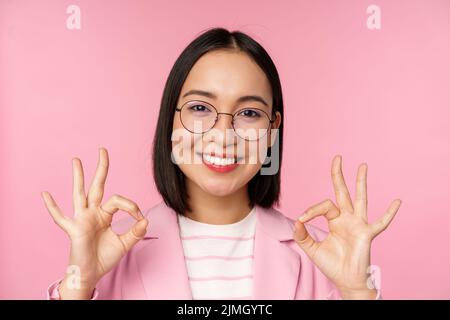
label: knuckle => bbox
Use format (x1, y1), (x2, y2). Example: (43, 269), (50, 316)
(331, 170), (341, 178)
(130, 203), (139, 213)
(303, 209), (312, 217)
(130, 227), (144, 241)
(111, 194), (121, 202)
(98, 161), (108, 169)
(306, 239), (316, 251)
(295, 235), (308, 245)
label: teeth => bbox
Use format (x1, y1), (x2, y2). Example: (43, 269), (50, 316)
(203, 154), (236, 166)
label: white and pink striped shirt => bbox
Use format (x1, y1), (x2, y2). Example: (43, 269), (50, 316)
(177, 206), (256, 300)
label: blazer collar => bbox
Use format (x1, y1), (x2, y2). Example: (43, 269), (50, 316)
(135, 201), (300, 299)
(141, 201), (295, 241)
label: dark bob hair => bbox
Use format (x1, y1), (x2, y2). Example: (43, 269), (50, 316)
(152, 27), (284, 216)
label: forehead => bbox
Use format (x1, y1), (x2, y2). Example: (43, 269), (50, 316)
(179, 50), (272, 104)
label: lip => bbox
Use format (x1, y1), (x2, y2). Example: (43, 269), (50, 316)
(196, 152), (242, 173)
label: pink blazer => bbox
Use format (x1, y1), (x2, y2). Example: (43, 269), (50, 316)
(47, 201), (346, 299)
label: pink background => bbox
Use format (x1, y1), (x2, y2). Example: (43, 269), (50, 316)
(1, 0), (449, 299)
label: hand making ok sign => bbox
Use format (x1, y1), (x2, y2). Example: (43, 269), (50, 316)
(41, 148), (149, 299)
(293, 155), (402, 300)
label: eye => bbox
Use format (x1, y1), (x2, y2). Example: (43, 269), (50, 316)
(236, 109), (262, 118)
(187, 103), (212, 113)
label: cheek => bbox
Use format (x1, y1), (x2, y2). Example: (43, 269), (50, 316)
(171, 127), (203, 171)
(242, 139), (270, 167)
(173, 114), (183, 131)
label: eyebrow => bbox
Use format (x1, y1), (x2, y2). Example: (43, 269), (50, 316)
(182, 89), (269, 107)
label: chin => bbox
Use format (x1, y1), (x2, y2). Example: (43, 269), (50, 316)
(199, 179), (240, 197)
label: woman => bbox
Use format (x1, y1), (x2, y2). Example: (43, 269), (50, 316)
(42, 27), (401, 300)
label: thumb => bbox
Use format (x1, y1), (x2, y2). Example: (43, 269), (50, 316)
(119, 218), (149, 252)
(293, 220), (318, 258)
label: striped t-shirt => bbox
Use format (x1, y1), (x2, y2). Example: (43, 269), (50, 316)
(177, 206), (256, 300)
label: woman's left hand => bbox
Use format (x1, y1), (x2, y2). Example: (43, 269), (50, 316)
(293, 155), (402, 299)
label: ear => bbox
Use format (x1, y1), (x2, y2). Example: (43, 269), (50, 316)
(268, 111), (281, 148)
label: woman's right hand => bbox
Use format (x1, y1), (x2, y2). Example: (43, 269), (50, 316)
(41, 147), (149, 299)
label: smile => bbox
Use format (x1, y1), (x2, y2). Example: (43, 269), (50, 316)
(196, 152), (243, 173)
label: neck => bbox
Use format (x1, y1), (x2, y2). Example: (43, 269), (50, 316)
(184, 179), (252, 225)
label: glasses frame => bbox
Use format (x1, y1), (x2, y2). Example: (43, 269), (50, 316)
(175, 99), (276, 141)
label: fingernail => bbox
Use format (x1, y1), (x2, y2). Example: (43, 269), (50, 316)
(298, 214), (307, 222)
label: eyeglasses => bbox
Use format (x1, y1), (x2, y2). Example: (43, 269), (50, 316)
(175, 100), (275, 141)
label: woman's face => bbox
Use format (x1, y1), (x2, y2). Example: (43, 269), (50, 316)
(172, 49), (281, 197)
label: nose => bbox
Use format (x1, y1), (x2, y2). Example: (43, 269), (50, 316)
(214, 112), (234, 131)
(204, 112), (238, 147)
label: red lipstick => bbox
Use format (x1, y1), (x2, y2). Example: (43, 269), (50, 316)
(198, 152), (240, 173)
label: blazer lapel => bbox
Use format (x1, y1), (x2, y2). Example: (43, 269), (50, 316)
(135, 202), (193, 299)
(252, 205), (301, 299)
(133, 202), (300, 300)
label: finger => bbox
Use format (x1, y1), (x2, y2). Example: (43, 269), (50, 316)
(119, 218), (149, 252)
(297, 199), (340, 223)
(72, 158), (87, 210)
(331, 155), (354, 213)
(87, 147), (109, 206)
(41, 191), (71, 231)
(354, 163), (368, 222)
(101, 194), (144, 221)
(370, 199), (402, 237)
(293, 220), (319, 259)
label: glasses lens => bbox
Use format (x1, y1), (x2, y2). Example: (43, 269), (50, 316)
(233, 108), (270, 140)
(180, 101), (217, 133)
